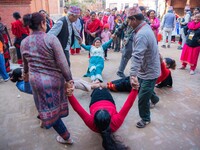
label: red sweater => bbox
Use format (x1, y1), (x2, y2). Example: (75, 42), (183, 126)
(156, 61), (170, 84)
(68, 89), (138, 133)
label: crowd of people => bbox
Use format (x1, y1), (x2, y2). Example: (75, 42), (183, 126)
(0, 3), (200, 150)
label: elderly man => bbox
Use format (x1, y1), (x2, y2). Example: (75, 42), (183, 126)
(48, 6), (82, 67)
(127, 6), (161, 128)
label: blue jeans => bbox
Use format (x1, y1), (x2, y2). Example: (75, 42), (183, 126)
(0, 53), (9, 80)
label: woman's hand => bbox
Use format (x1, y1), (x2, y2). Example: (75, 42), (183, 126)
(65, 80), (74, 96)
(23, 72), (29, 82)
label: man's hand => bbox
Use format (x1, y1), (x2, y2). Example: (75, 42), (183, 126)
(23, 73), (29, 82)
(130, 75), (139, 90)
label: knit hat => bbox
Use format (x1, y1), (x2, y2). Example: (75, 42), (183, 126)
(93, 37), (102, 44)
(68, 6), (81, 15)
(103, 23), (110, 29)
(127, 6), (142, 17)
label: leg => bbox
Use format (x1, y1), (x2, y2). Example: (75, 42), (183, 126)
(63, 50), (70, 67)
(0, 54), (9, 80)
(167, 29), (172, 47)
(138, 78), (157, 122)
(111, 76), (131, 92)
(117, 48), (132, 77)
(162, 29), (167, 47)
(53, 118), (73, 144)
(181, 28), (186, 48)
(180, 62), (187, 69)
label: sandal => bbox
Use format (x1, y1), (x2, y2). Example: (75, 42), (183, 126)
(56, 135), (74, 145)
(136, 120), (150, 128)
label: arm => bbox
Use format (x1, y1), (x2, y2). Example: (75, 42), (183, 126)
(114, 21), (128, 36)
(47, 20), (63, 36)
(130, 35), (147, 77)
(16, 81), (32, 94)
(81, 44), (91, 51)
(68, 95), (95, 130)
(181, 14), (190, 25)
(49, 35), (72, 81)
(84, 20), (91, 34)
(102, 39), (113, 50)
(111, 89), (138, 131)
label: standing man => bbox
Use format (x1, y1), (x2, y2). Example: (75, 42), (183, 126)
(161, 6), (176, 48)
(48, 6), (82, 67)
(127, 6), (161, 128)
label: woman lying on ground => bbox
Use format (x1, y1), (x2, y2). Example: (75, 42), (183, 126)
(67, 87), (138, 150)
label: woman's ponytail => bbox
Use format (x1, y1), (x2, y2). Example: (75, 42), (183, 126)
(94, 110), (129, 150)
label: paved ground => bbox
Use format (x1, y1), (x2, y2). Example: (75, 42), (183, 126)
(0, 42), (200, 150)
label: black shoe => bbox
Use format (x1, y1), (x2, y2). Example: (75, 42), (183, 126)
(116, 72), (126, 78)
(155, 84), (163, 88)
(161, 45), (166, 48)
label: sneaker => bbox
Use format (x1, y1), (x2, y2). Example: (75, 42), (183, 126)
(136, 120), (151, 128)
(179, 66), (186, 70)
(190, 70), (195, 75)
(4, 77), (10, 82)
(161, 45), (166, 48)
(116, 72), (126, 78)
(177, 46), (182, 50)
(56, 135), (73, 145)
(167, 45), (170, 48)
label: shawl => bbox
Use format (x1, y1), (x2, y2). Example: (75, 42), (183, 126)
(87, 18), (102, 33)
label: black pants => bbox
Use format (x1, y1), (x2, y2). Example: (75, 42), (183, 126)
(90, 88), (115, 106)
(157, 73), (173, 87)
(111, 76), (131, 92)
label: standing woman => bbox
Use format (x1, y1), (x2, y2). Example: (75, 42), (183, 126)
(147, 10), (160, 40)
(85, 11), (103, 45)
(11, 12), (29, 64)
(21, 12), (74, 144)
(180, 13), (200, 75)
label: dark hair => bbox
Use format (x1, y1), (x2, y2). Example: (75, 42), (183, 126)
(94, 110), (129, 150)
(23, 12), (45, 30)
(128, 14), (144, 21)
(165, 58), (176, 70)
(139, 6), (146, 11)
(13, 12), (21, 20)
(10, 68), (22, 82)
(90, 11), (96, 16)
(194, 7), (200, 12)
(93, 37), (102, 44)
(147, 10), (156, 17)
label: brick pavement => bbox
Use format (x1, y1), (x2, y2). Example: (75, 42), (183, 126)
(0, 43), (200, 150)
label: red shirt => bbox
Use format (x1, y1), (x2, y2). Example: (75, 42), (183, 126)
(68, 89), (138, 133)
(156, 62), (170, 84)
(11, 20), (29, 38)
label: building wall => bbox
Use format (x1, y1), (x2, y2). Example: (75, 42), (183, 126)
(105, 0), (138, 11)
(0, 0), (32, 40)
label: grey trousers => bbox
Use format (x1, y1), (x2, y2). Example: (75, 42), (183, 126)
(118, 45), (132, 74)
(64, 50), (70, 67)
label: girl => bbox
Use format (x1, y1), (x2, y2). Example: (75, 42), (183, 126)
(81, 37), (113, 83)
(67, 88), (138, 150)
(101, 23), (111, 60)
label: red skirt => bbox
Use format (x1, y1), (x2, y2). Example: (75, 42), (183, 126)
(180, 44), (200, 66)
